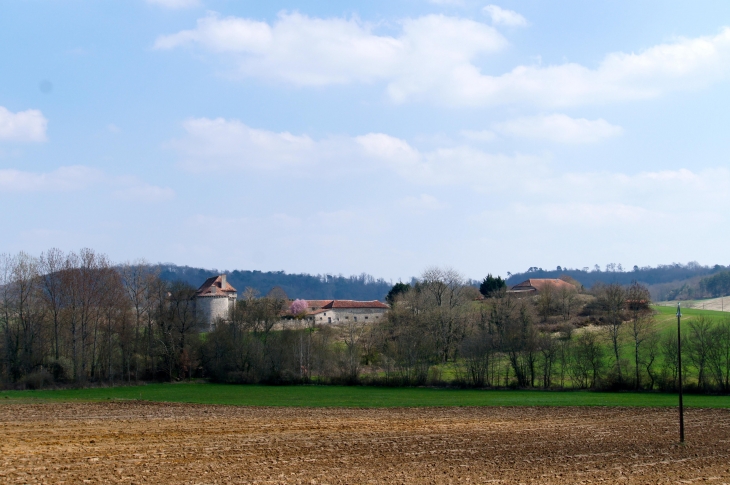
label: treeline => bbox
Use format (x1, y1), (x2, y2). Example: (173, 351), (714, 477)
(157, 265), (391, 301)
(506, 262), (727, 291)
(204, 268), (730, 393)
(0, 249), (204, 388)
(699, 271), (730, 298)
(3, 250), (730, 394)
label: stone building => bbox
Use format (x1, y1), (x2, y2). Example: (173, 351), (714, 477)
(194, 275), (237, 330)
(304, 299), (389, 324)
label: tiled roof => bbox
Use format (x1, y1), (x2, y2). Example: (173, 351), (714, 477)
(305, 299), (389, 310)
(195, 275), (237, 298)
(509, 278), (576, 293)
(304, 300), (334, 310)
(326, 300), (389, 309)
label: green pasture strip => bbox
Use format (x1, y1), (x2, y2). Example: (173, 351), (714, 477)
(1, 383), (728, 408)
(652, 305), (727, 318)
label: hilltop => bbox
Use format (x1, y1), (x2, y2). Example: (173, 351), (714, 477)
(506, 262), (729, 301)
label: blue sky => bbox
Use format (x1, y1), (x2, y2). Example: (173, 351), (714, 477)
(2, 0), (730, 281)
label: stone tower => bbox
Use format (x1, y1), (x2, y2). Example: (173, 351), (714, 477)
(194, 274), (237, 330)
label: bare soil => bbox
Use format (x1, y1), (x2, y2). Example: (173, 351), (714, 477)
(1, 403), (729, 484)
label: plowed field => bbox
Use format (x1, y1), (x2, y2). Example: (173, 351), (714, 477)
(1, 403), (729, 484)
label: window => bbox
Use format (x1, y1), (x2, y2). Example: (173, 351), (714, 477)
(365, 316), (369, 320)
(354, 316), (357, 321)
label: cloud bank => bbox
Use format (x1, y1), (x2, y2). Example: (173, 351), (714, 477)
(0, 165), (174, 201)
(156, 13), (730, 107)
(170, 117), (730, 217)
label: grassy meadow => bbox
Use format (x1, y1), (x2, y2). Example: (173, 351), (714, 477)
(1, 382), (729, 408)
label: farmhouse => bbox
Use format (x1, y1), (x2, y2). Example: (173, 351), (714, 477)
(194, 275), (237, 329)
(305, 299), (389, 324)
(508, 278), (576, 295)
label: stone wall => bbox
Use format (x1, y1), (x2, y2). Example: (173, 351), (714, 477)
(196, 295), (235, 330)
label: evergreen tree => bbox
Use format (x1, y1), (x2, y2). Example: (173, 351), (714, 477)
(479, 274), (506, 297)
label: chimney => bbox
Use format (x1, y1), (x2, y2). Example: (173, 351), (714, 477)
(221, 274), (227, 289)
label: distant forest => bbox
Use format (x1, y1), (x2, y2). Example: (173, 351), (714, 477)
(506, 262), (730, 301)
(157, 262), (730, 303)
(156, 265), (392, 301)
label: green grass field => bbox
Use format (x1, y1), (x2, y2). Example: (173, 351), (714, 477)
(652, 305), (727, 333)
(1, 383), (729, 408)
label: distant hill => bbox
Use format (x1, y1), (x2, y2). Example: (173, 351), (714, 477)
(506, 262), (729, 301)
(155, 264), (392, 301)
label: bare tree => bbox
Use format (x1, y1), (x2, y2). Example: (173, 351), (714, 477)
(419, 267), (473, 362)
(119, 260), (158, 379)
(557, 285), (579, 321)
(570, 331), (604, 389)
(39, 248), (65, 362)
(536, 282), (555, 322)
(595, 283), (626, 383)
(338, 316), (368, 383)
(629, 315), (655, 389)
(707, 317), (730, 392)
(687, 315), (715, 391)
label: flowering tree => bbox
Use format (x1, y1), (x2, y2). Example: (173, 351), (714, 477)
(290, 299), (308, 317)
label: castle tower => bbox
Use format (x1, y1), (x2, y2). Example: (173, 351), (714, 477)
(194, 274), (237, 330)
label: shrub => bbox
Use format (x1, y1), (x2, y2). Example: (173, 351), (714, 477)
(21, 369), (54, 390)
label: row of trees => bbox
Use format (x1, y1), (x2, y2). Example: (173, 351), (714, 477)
(0, 249), (203, 387)
(203, 267), (730, 392)
(2, 251), (729, 393)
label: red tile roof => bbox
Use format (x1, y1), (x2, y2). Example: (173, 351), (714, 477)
(509, 278), (576, 293)
(195, 275), (237, 297)
(304, 300), (334, 310)
(327, 300), (389, 309)
(305, 299), (389, 310)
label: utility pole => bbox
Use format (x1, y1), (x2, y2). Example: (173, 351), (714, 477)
(677, 302), (684, 444)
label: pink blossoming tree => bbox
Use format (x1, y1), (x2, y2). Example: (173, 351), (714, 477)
(290, 299), (308, 317)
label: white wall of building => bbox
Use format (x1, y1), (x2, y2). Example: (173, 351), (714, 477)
(311, 307), (387, 325)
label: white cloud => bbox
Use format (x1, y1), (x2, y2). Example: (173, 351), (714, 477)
(391, 27), (730, 107)
(0, 106), (48, 142)
(170, 117), (321, 170)
(355, 132), (544, 187)
(169, 118), (730, 217)
(399, 194), (447, 212)
(493, 114), (623, 143)
(146, 0), (200, 9)
(113, 184), (175, 201)
(483, 5), (528, 27)
(0, 166), (102, 192)
(157, 14), (730, 107)
(155, 12), (507, 88)
(0, 166), (174, 202)
(460, 129), (497, 142)
(171, 117), (545, 190)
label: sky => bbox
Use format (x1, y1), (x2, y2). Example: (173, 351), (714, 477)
(1, 0), (730, 282)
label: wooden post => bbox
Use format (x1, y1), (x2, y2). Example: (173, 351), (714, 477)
(677, 303), (684, 444)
